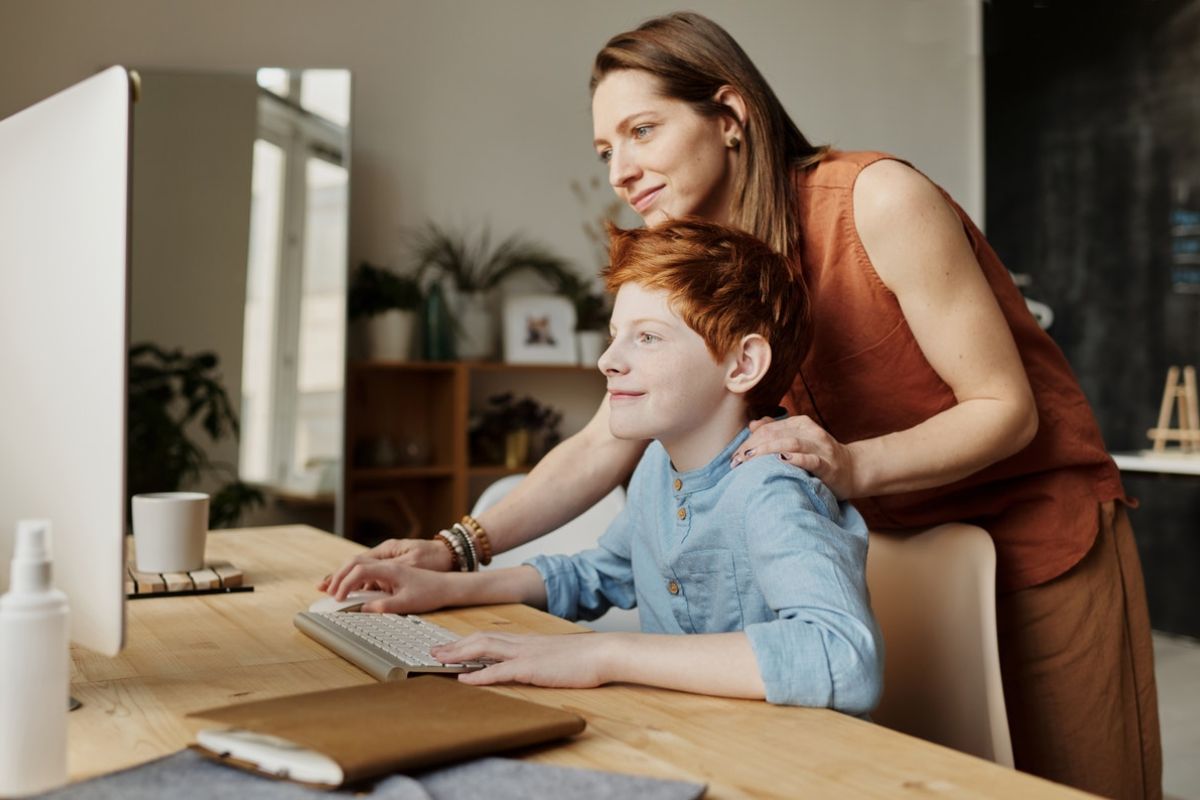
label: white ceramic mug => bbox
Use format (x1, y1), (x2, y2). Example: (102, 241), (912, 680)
(132, 492), (209, 573)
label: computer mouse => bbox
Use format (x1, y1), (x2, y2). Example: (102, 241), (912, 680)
(308, 590), (392, 614)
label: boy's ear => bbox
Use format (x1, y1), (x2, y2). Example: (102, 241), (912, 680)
(725, 334), (771, 397)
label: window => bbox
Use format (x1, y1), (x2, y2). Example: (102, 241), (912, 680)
(239, 70), (349, 492)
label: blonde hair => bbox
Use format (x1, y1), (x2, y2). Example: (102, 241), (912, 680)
(591, 12), (828, 257)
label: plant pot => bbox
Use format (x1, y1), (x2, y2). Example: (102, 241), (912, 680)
(357, 309), (416, 360)
(453, 290), (496, 361)
(576, 330), (606, 367)
(504, 429), (530, 469)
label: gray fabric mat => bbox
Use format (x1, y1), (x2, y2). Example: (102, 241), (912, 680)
(36, 749), (707, 799)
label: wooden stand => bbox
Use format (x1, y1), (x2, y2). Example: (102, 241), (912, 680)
(1148, 366), (1200, 452)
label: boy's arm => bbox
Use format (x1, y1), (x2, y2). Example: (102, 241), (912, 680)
(345, 504), (637, 618)
(739, 470), (883, 714)
(433, 629), (766, 698)
(524, 501), (638, 621)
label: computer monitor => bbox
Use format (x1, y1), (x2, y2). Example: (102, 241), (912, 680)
(0, 66), (132, 656)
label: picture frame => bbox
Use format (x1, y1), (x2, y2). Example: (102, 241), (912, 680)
(502, 294), (577, 365)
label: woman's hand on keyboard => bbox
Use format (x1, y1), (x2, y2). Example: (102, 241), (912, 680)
(323, 560), (454, 614)
(432, 632), (613, 689)
(317, 538), (453, 594)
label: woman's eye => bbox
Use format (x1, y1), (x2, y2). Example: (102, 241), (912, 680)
(633, 125), (652, 139)
(637, 332), (660, 344)
(598, 148), (612, 164)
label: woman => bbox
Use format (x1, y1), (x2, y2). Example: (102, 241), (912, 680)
(324, 12), (1160, 798)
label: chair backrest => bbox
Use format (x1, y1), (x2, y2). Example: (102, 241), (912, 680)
(866, 524), (1014, 767)
(470, 476), (640, 632)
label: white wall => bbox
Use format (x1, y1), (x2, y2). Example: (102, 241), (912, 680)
(130, 70), (257, 487)
(0, 0), (984, 277)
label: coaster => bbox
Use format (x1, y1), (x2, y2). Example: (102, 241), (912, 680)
(125, 559), (253, 599)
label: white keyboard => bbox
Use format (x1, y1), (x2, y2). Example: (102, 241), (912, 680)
(293, 611), (488, 682)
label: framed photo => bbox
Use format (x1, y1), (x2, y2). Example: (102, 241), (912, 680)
(502, 294), (577, 365)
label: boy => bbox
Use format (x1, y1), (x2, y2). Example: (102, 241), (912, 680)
(331, 219), (882, 713)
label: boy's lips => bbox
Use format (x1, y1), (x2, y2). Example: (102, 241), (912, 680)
(629, 185), (664, 213)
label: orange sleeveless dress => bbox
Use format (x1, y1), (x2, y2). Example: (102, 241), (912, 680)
(785, 151), (1125, 592)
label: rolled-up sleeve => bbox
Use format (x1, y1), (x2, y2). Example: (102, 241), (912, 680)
(525, 505), (638, 622)
(741, 471), (883, 714)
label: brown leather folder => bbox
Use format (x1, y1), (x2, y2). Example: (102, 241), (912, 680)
(188, 676), (586, 787)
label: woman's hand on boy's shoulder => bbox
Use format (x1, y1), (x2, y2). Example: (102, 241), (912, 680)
(732, 415), (861, 500)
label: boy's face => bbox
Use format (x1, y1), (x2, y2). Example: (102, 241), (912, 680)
(599, 283), (731, 443)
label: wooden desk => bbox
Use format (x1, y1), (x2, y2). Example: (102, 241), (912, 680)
(68, 526), (1087, 799)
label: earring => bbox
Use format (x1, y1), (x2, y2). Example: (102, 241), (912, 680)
(728, 135), (740, 149)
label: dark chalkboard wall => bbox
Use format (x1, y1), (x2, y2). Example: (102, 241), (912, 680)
(985, 1), (1200, 636)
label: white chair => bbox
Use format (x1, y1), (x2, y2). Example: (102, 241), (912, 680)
(471, 476), (640, 632)
(866, 524), (1014, 767)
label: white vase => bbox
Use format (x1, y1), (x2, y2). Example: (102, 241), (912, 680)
(576, 330), (606, 367)
(358, 309), (415, 360)
(454, 291), (496, 361)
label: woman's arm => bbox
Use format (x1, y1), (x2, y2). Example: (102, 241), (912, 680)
(432, 630), (766, 699)
(736, 160), (1037, 499)
(318, 396), (648, 586)
(477, 394), (648, 552)
(328, 560), (549, 614)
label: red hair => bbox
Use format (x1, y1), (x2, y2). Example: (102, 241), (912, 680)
(603, 219), (810, 419)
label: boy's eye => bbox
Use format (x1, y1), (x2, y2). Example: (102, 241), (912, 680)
(598, 148), (612, 164)
(637, 332), (660, 344)
(633, 125), (652, 139)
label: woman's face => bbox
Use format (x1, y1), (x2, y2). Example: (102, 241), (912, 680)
(592, 70), (736, 227)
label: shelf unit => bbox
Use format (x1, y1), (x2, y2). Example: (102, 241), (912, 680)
(343, 360), (605, 543)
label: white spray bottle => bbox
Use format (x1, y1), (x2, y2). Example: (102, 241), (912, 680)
(0, 520), (69, 797)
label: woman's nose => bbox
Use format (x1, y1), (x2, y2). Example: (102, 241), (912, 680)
(608, 147), (639, 189)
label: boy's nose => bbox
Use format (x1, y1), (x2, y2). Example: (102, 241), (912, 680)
(597, 341), (626, 375)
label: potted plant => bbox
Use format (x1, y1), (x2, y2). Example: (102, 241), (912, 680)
(126, 343), (265, 529)
(348, 261), (423, 360)
(468, 392), (563, 468)
(407, 223), (573, 361)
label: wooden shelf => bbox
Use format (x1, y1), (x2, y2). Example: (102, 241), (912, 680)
(343, 359), (604, 543)
(468, 464), (530, 478)
(350, 359), (598, 374)
(349, 359), (458, 373)
(467, 361), (598, 374)
(351, 466), (455, 481)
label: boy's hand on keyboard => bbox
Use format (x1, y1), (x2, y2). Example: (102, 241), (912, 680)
(325, 561), (453, 614)
(318, 538), (453, 594)
(431, 632), (612, 689)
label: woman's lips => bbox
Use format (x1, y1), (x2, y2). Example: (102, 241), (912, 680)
(608, 390), (644, 401)
(631, 186), (664, 213)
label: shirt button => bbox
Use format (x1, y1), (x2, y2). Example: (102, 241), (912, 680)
(677, 507), (687, 520)
(668, 580), (680, 595)
(673, 478), (682, 491)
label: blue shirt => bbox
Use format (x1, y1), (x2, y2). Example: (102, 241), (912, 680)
(527, 427), (883, 714)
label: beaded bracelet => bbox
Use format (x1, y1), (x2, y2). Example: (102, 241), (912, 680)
(451, 522), (479, 572)
(460, 515), (493, 566)
(446, 524), (474, 572)
(435, 529), (466, 572)
(434, 529), (460, 570)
